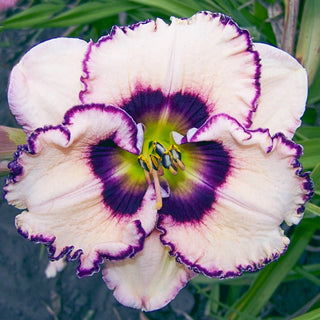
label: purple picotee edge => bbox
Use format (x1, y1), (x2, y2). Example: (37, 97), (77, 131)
(79, 19), (154, 104)
(79, 12), (261, 130)
(63, 103), (141, 154)
(5, 144), (27, 184)
(157, 217), (287, 279)
(201, 11), (261, 128)
(17, 220), (146, 278)
(159, 116), (313, 278)
(29, 125), (71, 155)
(188, 113), (256, 145)
(189, 114), (314, 211)
(3, 125), (70, 190)
(79, 39), (94, 104)
(5, 103), (141, 191)
(6, 104), (147, 277)
(76, 220), (146, 278)
(192, 114), (314, 215)
(272, 132), (314, 206)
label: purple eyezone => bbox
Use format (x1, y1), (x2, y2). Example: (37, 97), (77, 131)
(121, 88), (210, 132)
(2, 9), (314, 312)
(89, 139), (146, 216)
(85, 88), (215, 220)
(159, 141), (231, 223)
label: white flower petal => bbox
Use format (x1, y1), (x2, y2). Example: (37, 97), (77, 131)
(81, 12), (260, 128)
(4, 105), (159, 277)
(158, 115), (312, 277)
(8, 38), (88, 133)
(103, 230), (196, 311)
(251, 43), (308, 138)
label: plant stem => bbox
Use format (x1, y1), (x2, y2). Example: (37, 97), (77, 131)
(282, 0), (299, 54)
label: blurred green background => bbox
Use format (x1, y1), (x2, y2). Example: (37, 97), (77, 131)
(0, 1), (320, 319)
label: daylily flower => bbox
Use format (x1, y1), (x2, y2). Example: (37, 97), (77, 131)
(4, 12), (313, 311)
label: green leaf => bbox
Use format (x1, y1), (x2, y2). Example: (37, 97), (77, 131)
(290, 308), (320, 320)
(286, 264), (320, 282)
(1, 3), (64, 29)
(311, 162), (320, 195)
(299, 138), (320, 169)
(128, 8), (170, 24)
(296, 0), (320, 85)
(253, 1), (268, 21)
(193, 264), (320, 285)
(205, 283), (220, 315)
(226, 218), (319, 319)
(193, 282), (260, 320)
(0, 126), (26, 174)
(308, 64), (320, 105)
(293, 265), (320, 287)
(128, 0), (199, 17)
(296, 126), (320, 140)
(305, 203), (320, 216)
(0, 126), (26, 159)
(301, 107), (318, 126)
(41, 1), (139, 28)
(0, 169), (9, 176)
(192, 273), (257, 286)
(196, 0), (225, 12)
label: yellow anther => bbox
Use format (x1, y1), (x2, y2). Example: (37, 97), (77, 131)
(169, 145), (181, 161)
(138, 155), (150, 172)
(138, 155), (151, 184)
(169, 144), (181, 153)
(160, 151), (177, 175)
(139, 142), (183, 187)
(169, 144), (185, 170)
(150, 154), (161, 171)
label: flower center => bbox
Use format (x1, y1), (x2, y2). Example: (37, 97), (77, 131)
(116, 89), (212, 212)
(138, 141), (185, 210)
(134, 116), (189, 211)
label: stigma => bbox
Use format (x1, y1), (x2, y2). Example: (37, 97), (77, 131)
(138, 142), (185, 210)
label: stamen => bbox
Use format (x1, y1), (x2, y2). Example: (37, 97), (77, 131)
(169, 145), (181, 160)
(169, 145), (185, 170)
(138, 155), (151, 184)
(158, 165), (164, 176)
(152, 169), (162, 210)
(169, 166), (178, 175)
(150, 154), (161, 171)
(150, 153), (164, 176)
(175, 159), (185, 171)
(162, 151), (177, 175)
(153, 141), (166, 157)
(138, 155), (150, 172)
(169, 144), (181, 155)
(139, 142), (183, 188)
